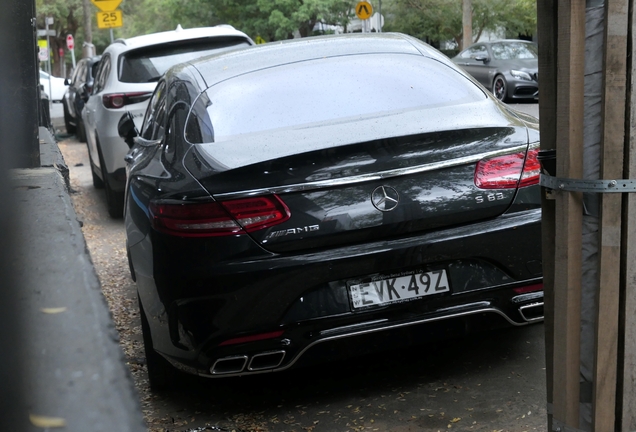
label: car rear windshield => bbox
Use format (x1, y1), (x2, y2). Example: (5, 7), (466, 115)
(187, 53), (486, 143)
(119, 37), (250, 83)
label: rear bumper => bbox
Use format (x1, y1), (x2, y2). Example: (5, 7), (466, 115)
(200, 292), (544, 378)
(133, 207), (542, 377)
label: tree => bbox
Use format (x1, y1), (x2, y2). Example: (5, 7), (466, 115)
(36, 0), (83, 76)
(121, 0), (354, 42)
(383, 0), (536, 50)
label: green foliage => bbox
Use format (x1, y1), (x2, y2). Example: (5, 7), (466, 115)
(36, 0), (83, 76)
(35, 0), (537, 76)
(384, 0), (537, 49)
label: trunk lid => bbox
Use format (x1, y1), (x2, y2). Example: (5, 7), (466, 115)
(187, 104), (531, 253)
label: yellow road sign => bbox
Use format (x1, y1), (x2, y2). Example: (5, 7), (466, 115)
(91, 0), (122, 12)
(96, 10), (123, 29)
(355, 1), (373, 20)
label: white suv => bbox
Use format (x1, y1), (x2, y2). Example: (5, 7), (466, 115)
(82, 25), (254, 217)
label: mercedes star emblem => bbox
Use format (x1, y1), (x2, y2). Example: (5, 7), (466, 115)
(371, 186), (400, 212)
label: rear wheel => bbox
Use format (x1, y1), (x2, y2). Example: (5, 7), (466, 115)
(63, 103), (76, 134)
(96, 139), (124, 218)
(77, 118), (87, 143)
(493, 75), (507, 102)
(138, 295), (179, 391)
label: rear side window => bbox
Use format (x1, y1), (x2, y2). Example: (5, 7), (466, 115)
(118, 37), (251, 83)
(189, 53), (486, 142)
(93, 55), (111, 94)
(491, 42), (538, 60)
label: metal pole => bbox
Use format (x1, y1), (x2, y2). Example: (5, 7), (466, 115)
(110, 28), (114, 43)
(45, 17), (52, 106)
(70, 47), (76, 69)
(378, 0), (382, 32)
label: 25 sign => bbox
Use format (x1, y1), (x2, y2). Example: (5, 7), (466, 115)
(96, 10), (122, 29)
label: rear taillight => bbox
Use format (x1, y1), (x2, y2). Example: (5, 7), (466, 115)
(474, 147), (540, 189)
(149, 195), (291, 237)
(102, 92), (152, 109)
(513, 283), (543, 294)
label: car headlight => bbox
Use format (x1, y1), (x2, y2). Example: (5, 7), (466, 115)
(510, 70), (533, 81)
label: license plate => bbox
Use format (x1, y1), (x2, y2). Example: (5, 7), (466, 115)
(349, 270), (450, 309)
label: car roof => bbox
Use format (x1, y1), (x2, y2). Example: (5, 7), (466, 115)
(185, 33), (451, 87)
(112, 24), (253, 51)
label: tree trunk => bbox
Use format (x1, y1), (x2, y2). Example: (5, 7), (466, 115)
(82, 0), (93, 57)
(462, 0), (472, 49)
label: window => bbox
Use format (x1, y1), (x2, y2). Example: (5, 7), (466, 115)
(119, 37), (251, 83)
(93, 55), (111, 94)
(190, 53), (485, 142)
(140, 81), (167, 140)
(460, 45), (488, 59)
(491, 42), (538, 60)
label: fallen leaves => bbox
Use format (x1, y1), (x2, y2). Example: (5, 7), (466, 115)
(40, 307), (67, 314)
(29, 414), (67, 428)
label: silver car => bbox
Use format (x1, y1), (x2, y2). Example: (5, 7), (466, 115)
(82, 25), (254, 217)
(451, 40), (538, 102)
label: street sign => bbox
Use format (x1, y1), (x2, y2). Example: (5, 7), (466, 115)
(355, 1), (373, 20)
(96, 10), (123, 29)
(37, 29), (56, 37)
(66, 34), (74, 50)
(90, 0), (122, 12)
(38, 47), (48, 62)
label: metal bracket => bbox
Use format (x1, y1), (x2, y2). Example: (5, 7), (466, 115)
(540, 174), (636, 193)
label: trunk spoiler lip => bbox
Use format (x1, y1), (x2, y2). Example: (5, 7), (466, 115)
(212, 143), (532, 201)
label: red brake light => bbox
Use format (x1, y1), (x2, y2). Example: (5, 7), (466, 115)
(102, 92), (152, 109)
(474, 147), (540, 189)
(149, 195), (291, 237)
(513, 283), (543, 294)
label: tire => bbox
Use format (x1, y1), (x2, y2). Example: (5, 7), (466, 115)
(493, 75), (508, 102)
(63, 103), (76, 134)
(77, 118), (87, 143)
(96, 139), (124, 218)
(87, 147), (104, 189)
(139, 295), (179, 391)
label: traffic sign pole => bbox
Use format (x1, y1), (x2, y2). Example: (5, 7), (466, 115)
(355, 1), (373, 33)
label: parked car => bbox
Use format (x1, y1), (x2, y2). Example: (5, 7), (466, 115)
(39, 70), (67, 102)
(82, 25), (254, 218)
(118, 33), (543, 390)
(451, 39), (538, 102)
(62, 55), (101, 140)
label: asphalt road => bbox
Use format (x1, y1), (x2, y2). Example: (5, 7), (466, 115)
(53, 102), (548, 432)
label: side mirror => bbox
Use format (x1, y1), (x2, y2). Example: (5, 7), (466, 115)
(64, 78), (70, 86)
(475, 56), (490, 64)
(118, 112), (139, 149)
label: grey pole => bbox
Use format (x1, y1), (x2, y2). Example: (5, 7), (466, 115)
(45, 17), (53, 106)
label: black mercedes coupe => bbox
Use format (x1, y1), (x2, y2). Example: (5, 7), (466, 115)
(118, 33), (543, 390)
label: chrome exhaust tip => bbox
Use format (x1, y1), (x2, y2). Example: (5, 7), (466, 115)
(519, 302), (544, 323)
(210, 355), (248, 375)
(248, 350), (286, 371)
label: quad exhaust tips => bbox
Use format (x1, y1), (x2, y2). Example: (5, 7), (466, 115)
(210, 350), (286, 375)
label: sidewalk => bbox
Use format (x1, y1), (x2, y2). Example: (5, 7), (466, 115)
(10, 127), (145, 431)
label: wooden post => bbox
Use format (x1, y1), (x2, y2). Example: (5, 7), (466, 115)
(462, 0), (472, 50)
(551, 0), (586, 428)
(537, 0), (557, 429)
(619, 0), (636, 428)
(593, 0), (628, 429)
